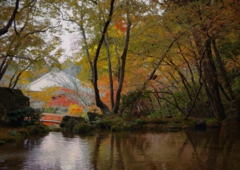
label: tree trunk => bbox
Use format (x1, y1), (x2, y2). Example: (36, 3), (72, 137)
(104, 36), (115, 110)
(192, 25), (226, 120)
(113, 6), (132, 114)
(200, 38), (226, 121)
(91, 0), (115, 115)
(0, 0), (19, 36)
(212, 38), (240, 119)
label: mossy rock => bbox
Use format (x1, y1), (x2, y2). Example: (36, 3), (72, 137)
(195, 120), (206, 130)
(73, 123), (91, 133)
(60, 116), (86, 130)
(122, 121), (137, 130)
(111, 126), (122, 132)
(26, 125), (38, 135)
(26, 124), (49, 134)
(7, 130), (26, 141)
(18, 129), (29, 138)
(87, 112), (103, 122)
(145, 124), (162, 131)
(148, 118), (168, 124)
(0, 140), (5, 146)
(37, 125), (50, 133)
(48, 124), (62, 131)
(94, 121), (110, 129)
(3, 137), (16, 143)
(135, 119), (147, 125)
(206, 119), (219, 128)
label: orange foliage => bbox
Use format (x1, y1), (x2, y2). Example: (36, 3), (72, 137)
(48, 88), (79, 107)
(114, 20), (126, 34)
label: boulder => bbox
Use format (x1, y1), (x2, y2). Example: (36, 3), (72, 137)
(195, 120), (206, 130)
(87, 112), (103, 122)
(60, 115), (86, 131)
(73, 123), (91, 133)
(0, 87), (29, 122)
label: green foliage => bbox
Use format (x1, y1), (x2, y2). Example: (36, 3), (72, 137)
(81, 112), (89, 123)
(206, 118), (219, 128)
(111, 126), (122, 132)
(121, 91), (139, 108)
(135, 118), (146, 125)
(0, 140), (5, 146)
(121, 90), (152, 118)
(147, 111), (163, 119)
(232, 77), (240, 94)
(73, 123), (91, 133)
(218, 39), (240, 59)
(8, 107), (41, 127)
(122, 111), (131, 119)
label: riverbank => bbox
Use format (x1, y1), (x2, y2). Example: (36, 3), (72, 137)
(1, 115), (238, 146)
(0, 124), (50, 146)
(93, 116), (220, 132)
(60, 114), (222, 134)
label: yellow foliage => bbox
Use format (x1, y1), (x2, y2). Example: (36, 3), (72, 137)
(26, 86), (60, 107)
(68, 103), (83, 116)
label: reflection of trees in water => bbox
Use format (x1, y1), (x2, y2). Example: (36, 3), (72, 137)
(90, 132), (156, 170)
(90, 131), (110, 170)
(89, 128), (240, 170)
(185, 126), (240, 170)
(23, 133), (48, 150)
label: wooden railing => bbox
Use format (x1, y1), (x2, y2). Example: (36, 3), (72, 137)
(40, 113), (64, 125)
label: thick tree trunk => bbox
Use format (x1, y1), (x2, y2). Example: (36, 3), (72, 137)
(212, 38), (240, 119)
(193, 28), (226, 121)
(91, 0), (115, 115)
(212, 38), (235, 100)
(201, 39), (226, 121)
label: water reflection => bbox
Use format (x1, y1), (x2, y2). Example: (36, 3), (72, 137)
(0, 126), (240, 170)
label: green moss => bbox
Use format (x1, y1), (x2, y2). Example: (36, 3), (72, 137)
(6, 130), (25, 141)
(122, 121), (137, 130)
(148, 118), (168, 124)
(26, 125), (37, 134)
(18, 129), (29, 138)
(25, 124), (49, 134)
(135, 119), (146, 125)
(0, 140), (5, 146)
(3, 137), (16, 143)
(73, 123), (91, 133)
(48, 124), (61, 131)
(38, 125), (50, 133)
(206, 118), (219, 128)
(94, 120), (110, 129)
(111, 126), (122, 132)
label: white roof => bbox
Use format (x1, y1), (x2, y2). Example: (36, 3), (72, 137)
(27, 70), (79, 91)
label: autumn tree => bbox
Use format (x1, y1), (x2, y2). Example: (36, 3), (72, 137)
(148, 0), (240, 121)
(0, 0), (63, 88)
(0, 0), (19, 36)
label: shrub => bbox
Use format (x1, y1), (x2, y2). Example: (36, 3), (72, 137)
(73, 123), (91, 133)
(8, 107), (41, 127)
(135, 119), (146, 125)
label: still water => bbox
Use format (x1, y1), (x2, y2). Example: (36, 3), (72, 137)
(0, 124), (240, 170)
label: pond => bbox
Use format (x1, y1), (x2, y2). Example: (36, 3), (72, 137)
(0, 124), (240, 170)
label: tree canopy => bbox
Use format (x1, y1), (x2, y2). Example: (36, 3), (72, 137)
(1, 0), (240, 121)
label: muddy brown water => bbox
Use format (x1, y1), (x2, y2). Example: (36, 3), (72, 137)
(0, 124), (240, 170)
